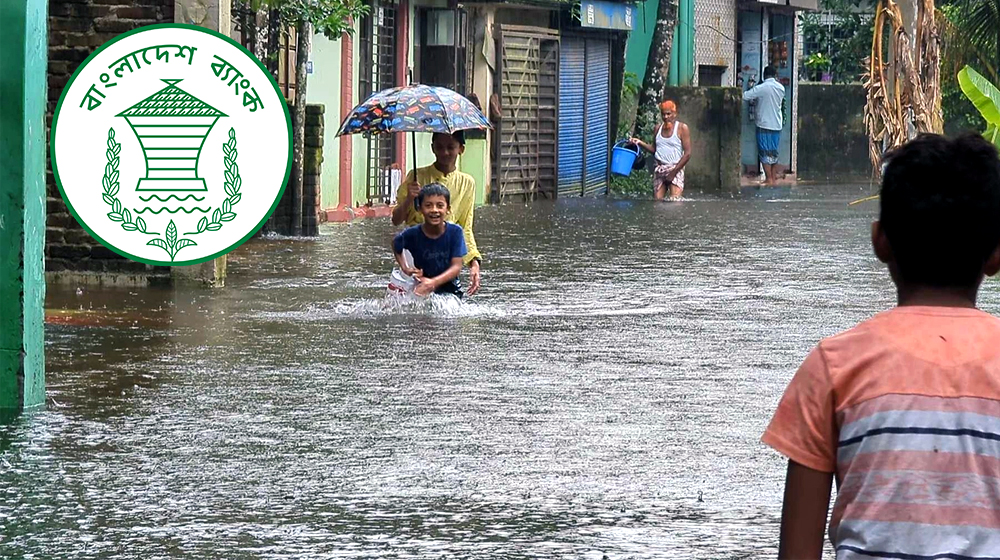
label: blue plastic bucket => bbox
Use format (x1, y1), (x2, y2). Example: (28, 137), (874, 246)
(611, 140), (641, 176)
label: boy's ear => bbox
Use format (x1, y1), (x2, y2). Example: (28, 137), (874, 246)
(872, 220), (892, 264)
(985, 244), (1000, 277)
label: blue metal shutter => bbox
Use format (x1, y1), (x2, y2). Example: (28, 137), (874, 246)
(584, 37), (610, 196)
(558, 37), (586, 197)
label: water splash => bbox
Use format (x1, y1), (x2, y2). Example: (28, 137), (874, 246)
(254, 293), (510, 321)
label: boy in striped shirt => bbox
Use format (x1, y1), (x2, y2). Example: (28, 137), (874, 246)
(763, 133), (1000, 559)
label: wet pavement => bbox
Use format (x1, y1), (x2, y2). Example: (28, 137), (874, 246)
(6, 184), (995, 559)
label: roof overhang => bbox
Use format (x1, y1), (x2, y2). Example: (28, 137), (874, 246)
(739, 0), (819, 11)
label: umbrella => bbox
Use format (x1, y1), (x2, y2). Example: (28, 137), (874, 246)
(335, 84), (492, 184)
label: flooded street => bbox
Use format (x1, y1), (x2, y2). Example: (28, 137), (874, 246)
(6, 184), (993, 559)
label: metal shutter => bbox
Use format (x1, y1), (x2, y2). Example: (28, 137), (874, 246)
(584, 37), (610, 196)
(558, 36), (586, 197)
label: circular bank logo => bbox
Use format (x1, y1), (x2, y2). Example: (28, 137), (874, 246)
(51, 24), (291, 266)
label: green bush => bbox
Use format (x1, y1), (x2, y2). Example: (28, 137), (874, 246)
(617, 71), (641, 138)
(609, 169), (651, 198)
(957, 65), (1000, 147)
(944, 70), (987, 136)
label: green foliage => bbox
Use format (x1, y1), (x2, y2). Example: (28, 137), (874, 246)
(803, 52), (831, 72)
(944, 0), (999, 77)
(609, 169), (651, 198)
(943, 71), (987, 136)
(622, 71), (641, 99)
(939, 4), (996, 136)
(958, 65), (1000, 146)
(617, 71), (641, 137)
(250, 0), (368, 38)
(800, 0), (873, 84)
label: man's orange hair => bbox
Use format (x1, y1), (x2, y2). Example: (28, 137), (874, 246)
(659, 100), (677, 112)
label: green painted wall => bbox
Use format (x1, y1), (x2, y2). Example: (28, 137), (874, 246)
(305, 33), (344, 210)
(0, 0), (47, 411)
(462, 138), (488, 205)
(625, 0), (658, 81)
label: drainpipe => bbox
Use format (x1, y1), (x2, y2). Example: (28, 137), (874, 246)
(668, 20), (679, 87)
(676, 0), (692, 86)
(686, 0), (695, 84)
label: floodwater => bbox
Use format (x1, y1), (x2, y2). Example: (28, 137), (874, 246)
(7, 184), (996, 559)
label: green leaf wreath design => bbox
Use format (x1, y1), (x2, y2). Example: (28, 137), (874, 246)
(187, 128), (242, 235)
(147, 220), (195, 261)
(103, 128), (158, 236)
(100, 126), (244, 262)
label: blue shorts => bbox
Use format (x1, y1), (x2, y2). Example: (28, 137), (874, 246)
(756, 128), (781, 165)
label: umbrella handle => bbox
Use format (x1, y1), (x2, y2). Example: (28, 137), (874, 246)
(411, 131), (418, 210)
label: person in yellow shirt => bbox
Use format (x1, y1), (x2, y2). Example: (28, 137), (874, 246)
(392, 131), (482, 295)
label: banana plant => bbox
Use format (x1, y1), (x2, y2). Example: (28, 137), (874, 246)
(958, 65), (1000, 147)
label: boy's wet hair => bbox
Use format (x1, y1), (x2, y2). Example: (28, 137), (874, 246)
(432, 130), (466, 146)
(416, 182), (451, 207)
(880, 132), (1000, 287)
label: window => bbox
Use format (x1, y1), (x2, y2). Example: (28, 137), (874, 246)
(360, 1), (398, 203)
(698, 65), (726, 87)
(416, 8), (468, 94)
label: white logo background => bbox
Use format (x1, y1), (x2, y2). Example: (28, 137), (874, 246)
(52, 25), (291, 265)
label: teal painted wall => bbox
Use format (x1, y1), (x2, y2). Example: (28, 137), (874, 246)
(625, 0), (658, 80)
(0, 0), (47, 410)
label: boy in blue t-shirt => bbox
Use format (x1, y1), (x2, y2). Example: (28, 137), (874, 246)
(392, 183), (468, 298)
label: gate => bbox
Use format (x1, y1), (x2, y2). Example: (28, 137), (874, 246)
(493, 25), (559, 202)
(360, 0), (398, 204)
(558, 34), (611, 197)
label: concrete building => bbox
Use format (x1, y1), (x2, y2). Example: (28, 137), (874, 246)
(625, 0), (817, 181)
(307, 0), (635, 215)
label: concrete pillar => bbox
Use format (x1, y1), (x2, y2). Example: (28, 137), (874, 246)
(791, 12), (801, 177)
(174, 0), (231, 286)
(175, 0), (231, 36)
(471, 7), (496, 201)
(0, 1), (47, 411)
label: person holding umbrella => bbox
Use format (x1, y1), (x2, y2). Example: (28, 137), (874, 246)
(337, 84), (490, 296)
(391, 130), (481, 296)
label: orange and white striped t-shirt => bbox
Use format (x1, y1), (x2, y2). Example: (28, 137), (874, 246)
(763, 305), (1000, 560)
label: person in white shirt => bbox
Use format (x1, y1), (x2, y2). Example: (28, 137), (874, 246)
(743, 65), (785, 185)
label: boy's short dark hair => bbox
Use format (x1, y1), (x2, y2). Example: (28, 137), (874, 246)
(880, 132), (1000, 287)
(763, 66), (777, 79)
(415, 182), (451, 207)
(432, 130), (466, 146)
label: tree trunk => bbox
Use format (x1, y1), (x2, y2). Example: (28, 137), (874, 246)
(635, 0), (678, 140)
(291, 21), (311, 237)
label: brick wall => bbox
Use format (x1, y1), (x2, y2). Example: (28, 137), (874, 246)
(47, 0), (174, 277)
(270, 103), (323, 236)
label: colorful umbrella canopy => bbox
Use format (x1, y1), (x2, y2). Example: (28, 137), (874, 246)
(335, 84), (491, 137)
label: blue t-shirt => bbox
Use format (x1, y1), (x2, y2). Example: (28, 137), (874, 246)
(393, 223), (467, 292)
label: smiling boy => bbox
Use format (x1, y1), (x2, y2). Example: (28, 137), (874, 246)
(392, 183), (467, 298)
(391, 131), (482, 295)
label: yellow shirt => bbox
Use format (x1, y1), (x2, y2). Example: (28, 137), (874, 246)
(394, 164), (481, 266)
